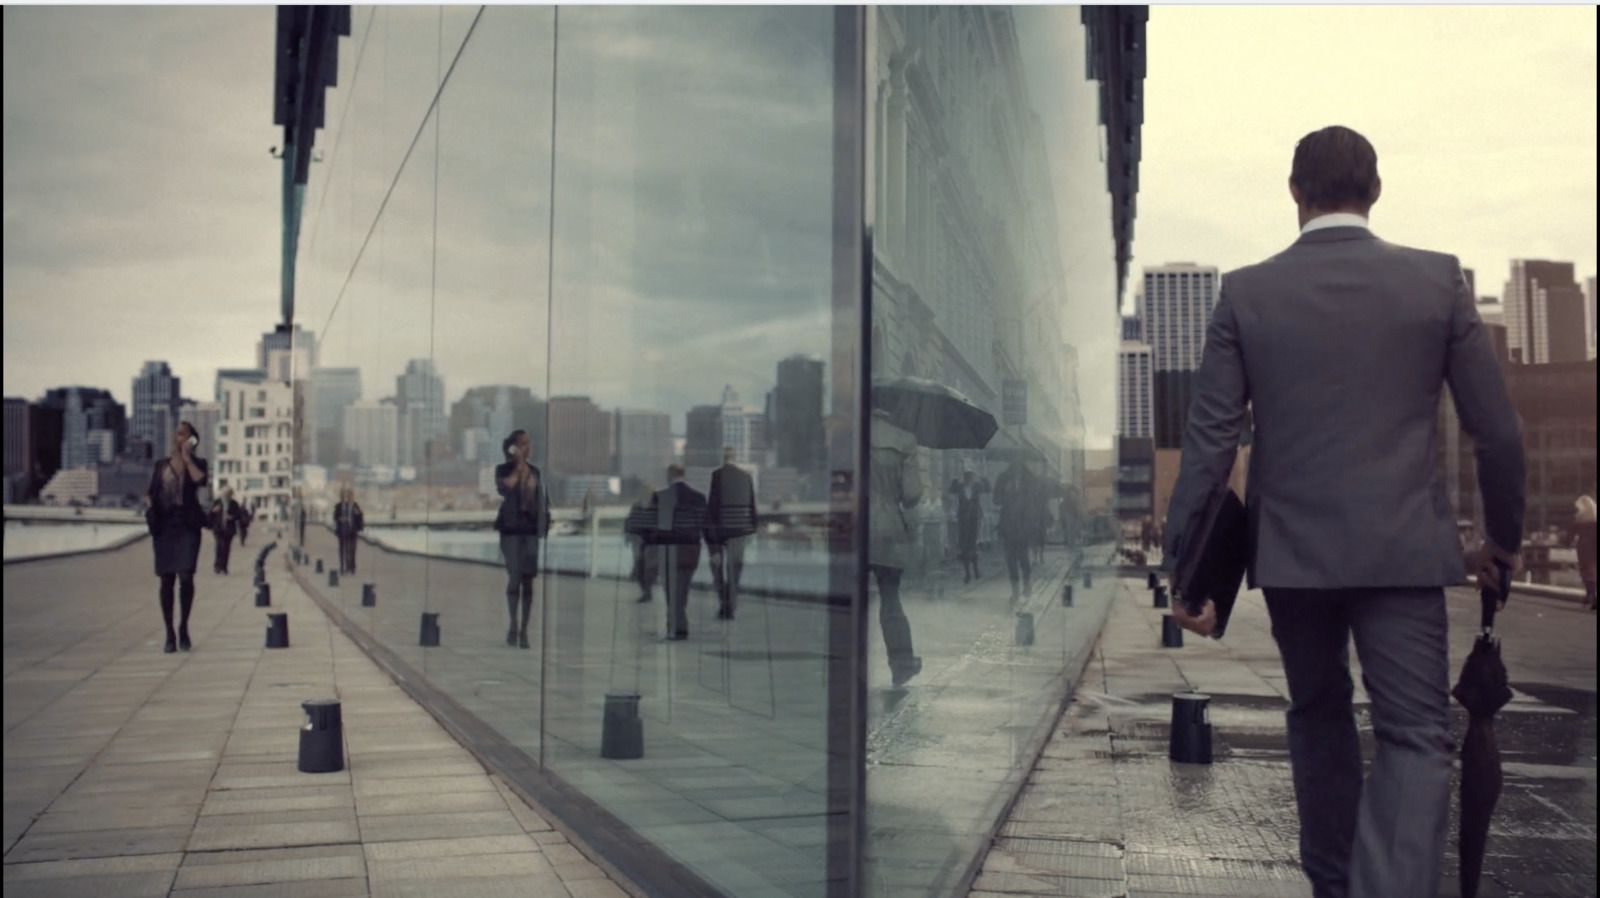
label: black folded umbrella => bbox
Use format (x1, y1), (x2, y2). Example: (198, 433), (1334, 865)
(1451, 564), (1513, 898)
(871, 377), (998, 450)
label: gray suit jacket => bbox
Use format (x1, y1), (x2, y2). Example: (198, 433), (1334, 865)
(1162, 227), (1525, 589)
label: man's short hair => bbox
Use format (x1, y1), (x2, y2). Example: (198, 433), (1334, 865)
(1290, 125), (1379, 211)
(667, 463), (686, 480)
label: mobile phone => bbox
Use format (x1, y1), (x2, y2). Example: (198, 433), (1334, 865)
(188, 435), (199, 449)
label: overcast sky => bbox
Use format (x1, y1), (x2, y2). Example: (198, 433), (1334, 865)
(4, 4), (1596, 452)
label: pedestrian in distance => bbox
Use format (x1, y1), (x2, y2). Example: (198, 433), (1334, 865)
(870, 409), (923, 686)
(993, 458), (1037, 601)
(145, 421), (211, 653)
(1162, 126), (1525, 898)
(646, 463), (710, 641)
(495, 430), (549, 649)
(208, 487), (246, 575)
(1573, 495), (1596, 611)
(333, 484), (365, 575)
(708, 446), (758, 620)
(949, 468), (989, 583)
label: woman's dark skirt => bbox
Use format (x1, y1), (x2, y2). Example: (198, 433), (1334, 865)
(153, 525), (203, 576)
(500, 533), (541, 579)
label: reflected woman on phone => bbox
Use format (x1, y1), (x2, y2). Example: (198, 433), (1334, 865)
(495, 430), (549, 649)
(145, 421), (209, 653)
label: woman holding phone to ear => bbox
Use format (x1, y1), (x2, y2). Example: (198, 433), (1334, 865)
(146, 421), (210, 653)
(494, 429), (549, 649)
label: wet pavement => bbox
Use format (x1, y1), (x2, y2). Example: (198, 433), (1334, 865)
(970, 580), (1597, 898)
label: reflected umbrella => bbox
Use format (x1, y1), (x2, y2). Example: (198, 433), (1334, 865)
(1451, 563), (1513, 898)
(870, 377), (998, 450)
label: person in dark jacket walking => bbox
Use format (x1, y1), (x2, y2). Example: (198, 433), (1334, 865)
(146, 421), (209, 653)
(993, 459), (1037, 601)
(495, 430), (549, 648)
(333, 485), (365, 575)
(625, 483), (660, 603)
(948, 469), (988, 583)
(646, 464), (710, 640)
(708, 446), (757, 620)
(208, 487), (246, 574)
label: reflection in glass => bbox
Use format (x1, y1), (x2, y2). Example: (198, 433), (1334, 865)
(865, 6), (1119, 895)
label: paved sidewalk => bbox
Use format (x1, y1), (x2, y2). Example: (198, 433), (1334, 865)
(2, 539), (631, 898)
(970, 579), (1598, 898)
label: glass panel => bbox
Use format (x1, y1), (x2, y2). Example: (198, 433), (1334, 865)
(865, 6), (1121, 895)
(542, 6), (838, 896)
(422, 3), (556, 750)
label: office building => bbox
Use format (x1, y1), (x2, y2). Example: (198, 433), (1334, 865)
(547, 396), (613, 476)
(395, 359), (448, 464)
(1141, 263), (1220, 448)
(459, 426), (492, 464)
(683, 404), (723, 469)
(615, 409), (673, 486)
(1586, 275), (1596, 360)
(85, 430), (116, 465)
(310, 367), (362, 466)
(342, 400), (399, 469)
(773, 355), (825, 476)
(3, 398), (30, 478)
(130, 361), (181, 450)
(257, 323), (319, 382)
(1503, 260), (1587, 365)
(1117, 341), (1154, 440)
(215, 377), (295, 521)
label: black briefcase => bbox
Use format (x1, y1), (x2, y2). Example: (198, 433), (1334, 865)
(1173, 482), (1249, 639)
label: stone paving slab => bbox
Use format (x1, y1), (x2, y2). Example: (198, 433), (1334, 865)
(2, 539), (638, 897)
(968, 578), (1598, 898)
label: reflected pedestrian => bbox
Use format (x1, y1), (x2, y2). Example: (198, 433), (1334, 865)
(870, 409), (922, 686)
(208, 487), (245, 574)
(708, 446), (757, 620)
(1031, 486), (1050, 565)
(648, 464), (709, 640)
(495, 430), (549, 649)
(948, 468), (988, 583)
(993, 458), (1036, 600)
(237, 504), (251, 546)
(146, 421), (209, 653)
(625, 483), (660, 603)
(1574, 495), (1595, 611)
(334, 485), (365, 575)
(1161, 126), (1525, 898)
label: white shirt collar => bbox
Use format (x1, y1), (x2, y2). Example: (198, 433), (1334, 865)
(1301, 212), (1370, 234)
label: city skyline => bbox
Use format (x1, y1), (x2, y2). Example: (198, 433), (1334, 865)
(4, 5), (1597, 449)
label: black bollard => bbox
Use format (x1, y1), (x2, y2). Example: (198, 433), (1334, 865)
(255, 583), (271, 607)
(600, 692), (645, 759)
(266, 612), (289, 649)
(1014, 611), (1035, 646)
(1161, 614), (1184, 648)
(1147, 571), (1159, 589)
(315, 559), (323, 573)
(1154, 585), (1169, 609)
(1168, 692), (1213, 764)
(328, 570), (339, 588)
(1061, 583), (1074, 607)
(361, 583), (376, 607)
(419, 612), (441, 647)
(298, 699), (345, 773)
(1082, 571), (1093, 589)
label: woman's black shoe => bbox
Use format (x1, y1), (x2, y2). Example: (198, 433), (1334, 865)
(506, 627), (517, 647)
(178, 628), (191, 651)
(518, 632), (530, 649)
(163, 635), (177, 654)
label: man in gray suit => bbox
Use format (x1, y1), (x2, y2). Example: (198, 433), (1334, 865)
(1163, 126), (1525, 898)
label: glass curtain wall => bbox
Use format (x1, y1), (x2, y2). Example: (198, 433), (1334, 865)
(292, 5), (1119, 898)
(861, 6), (1119, 895)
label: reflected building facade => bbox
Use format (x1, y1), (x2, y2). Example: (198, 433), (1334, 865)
(284, 6), (1142, 897)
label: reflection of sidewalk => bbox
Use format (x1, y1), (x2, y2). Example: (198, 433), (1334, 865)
(970, 579), (1597, 898)
(1, 539), (630, 897)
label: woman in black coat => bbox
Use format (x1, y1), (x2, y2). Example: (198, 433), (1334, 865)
(146, 421), (210, 653)
(495, 430), (549, 648)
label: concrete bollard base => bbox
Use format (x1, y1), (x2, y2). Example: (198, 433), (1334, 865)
(1014, 611), (1035, 646)
(1161, 614), (1184, 648)
(1169, 692), (1213, 764)
(419, 612), (441, 647)
(266, 612), (289, 649)
(298, 699), (344, 773)
(600, 692), (644, 759)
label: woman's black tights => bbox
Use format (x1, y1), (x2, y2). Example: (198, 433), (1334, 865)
(159, 573), (195, 638)
(506, 575), (535, 633)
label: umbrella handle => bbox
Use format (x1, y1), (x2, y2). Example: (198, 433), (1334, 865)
(1480, 559), (1510, 632)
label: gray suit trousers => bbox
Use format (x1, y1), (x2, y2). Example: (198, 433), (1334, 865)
(1263, 587), (1452, 898)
